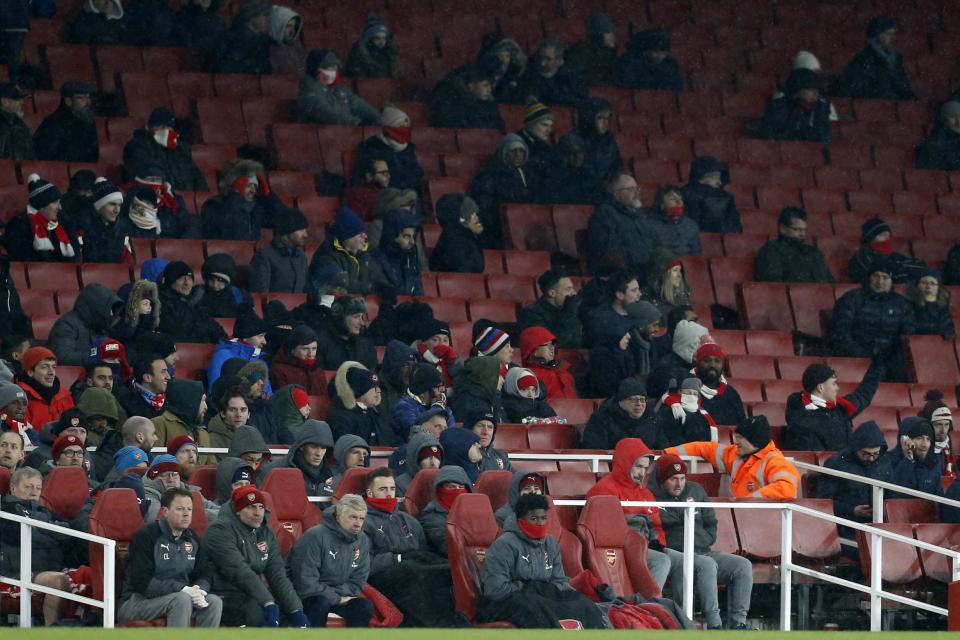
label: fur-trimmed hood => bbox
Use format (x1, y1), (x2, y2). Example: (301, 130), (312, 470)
(237, 359), (268, 386)
(334, 360), (369, 410)
(217, 159), (264, 196)
(123, 279), (160, 330)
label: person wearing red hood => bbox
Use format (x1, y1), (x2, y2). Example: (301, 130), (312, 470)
(585, 438), (675, 589)
(519, 326), (577, 400)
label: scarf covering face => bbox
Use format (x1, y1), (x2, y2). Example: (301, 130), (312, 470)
(28, 209), (75, 258)
(152, 127), (178, 149)
(128, 197), (162, 234)
(135, 176), (178, 212)
(801, 392), (857, 416)
(379, 126), (410, 151)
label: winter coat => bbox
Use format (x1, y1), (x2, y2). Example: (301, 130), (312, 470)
(0, 257), (29, 339)
(310, 236), (387, 296)
(362, 501), (427, 576)
(581, 397), (665, 450)
(69, 0), (127, 44)
(202, 507), (302, 616)
(378, 340), (417, 415)
(296, 76), (380, 125)
(0, 109), (34, 160)
(831, 287), (915, 361)
(121, 519), (210, 603)
(173, 1), (225, 51)
(19, 376), (75, 428)
(395, 433), (442, 497)
(328, 361), (396, 446)
(891, 448), (943, 498)
(518, 298), (582, 349)
(152, 409), (214, 465)
(201, 191), (285, 242)
(493, 471), (546, 526)
(565, 39), (617, 86)
(157, 287), (226, 344)
(249, 239), (308, 294)
(115, 381), (164, 420)
(266, 6), (305, 76)
(370, 208), (424, 297)
(259, 420), (336, 497)
(439, 427), (484, 484)
(270, 348), (327, 397)
(482, 514), (571, 602)
(123, 0), (176, 45)
(761, 95), (832, 143)
(122, 129), (208, 192)
(353, 135), (424, 194)
(586, 438), (666, 544)
(194, 284), (252, 319)
(656, 401), (713, 448)
(431, 88), (505, 130)
(518, 128), (562, 203)
(916, 126), (960, 171)
(77, 207), (130, 264)
(264, 384), (308, 442)
(681, 156), (741, 233)
(616, 46), (683, 91)
(315, 319), (378, 372)
(513, 67), (588, 107)
(755, 236), (835, 283)
(469, 139), (534, 250)
(227, 425), (271, 460)
(848, 246), (926, 285)
(699, 383), (747, 427)
(208, 340), (273, 395)
(33, 105), (99, 162)
(451, 357), (507, 425)
(523, 359), (577, 400)
(418, 465), (473, 557)
(0, 495), (72, 575)
(587, 199), (654, 274)
(345, 35), (399, 78)
(211, 22), (271, 74)
(644, 210), (702, 257)
(817, 421), (893, 527)
(665, 439), (800, 499)
(650, 480), (716, 553)
(588, 312), (638, 399)
(3, 210), (80, 262)
(911, 301), (956, 339)
(288, 507), (369, 600)
(784, 363), (881, 451)
(142, 477), (219, 532)
(206, 413), (240, 454)
(577, 98), (624, 191)
(390, 394), (455, 443)
(214, 457), (251, 504)
(501, 372), (556, 424)
(115, 193), (189, 241)
(48, 284), (122, 366)
(429, 194), (485, 273)
(835, 44), (914, 100)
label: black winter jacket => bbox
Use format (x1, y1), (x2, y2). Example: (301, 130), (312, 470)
(121, 519), (210, 602)
(816, 421), (892, 530)
(761, 96), (832, 143)
(755, 237), (835, 283)
(682, 156), (741, 233)
(835, 44), (914, 100)
(586, 199), (653, 274)
(916, 126), (960, 171)
(518, 298), (582, 349)
(122, 129), (208, 192)
(33, 106), (99, 162)
(848, 246), (926, 285)
(580, 398), (665, 450)
(831, 287), (915, 359)
(430, 194), (485, 273)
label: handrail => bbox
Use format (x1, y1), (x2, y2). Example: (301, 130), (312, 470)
(792, 459), (960, 509)
(553, 498), (960, 630)
(0, 511), (117, 628)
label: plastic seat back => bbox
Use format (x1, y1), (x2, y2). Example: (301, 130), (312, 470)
(884, 498), (938, 524)
(259, 467), (322, 556)
(473, 471), (513, 512)
(544, 470), (597, 498)
(445, 493), (499, 622)
(40, 466), (90, 521)
(792, 498), (840, 560)
(914, 524), (960, 583)
(188, 465), (218, 501)
(88, 488), (146, 600)
(332, 467), (373, 503)
(545, 496), (584, 577)
(402, 468), (438, 518)
(856, 523), (922, 585)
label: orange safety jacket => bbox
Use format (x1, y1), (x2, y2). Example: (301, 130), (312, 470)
(665, 440), (800, 499)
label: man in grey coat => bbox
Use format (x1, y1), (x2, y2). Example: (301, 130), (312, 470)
(287, 494), (374, 627)
(249, 208), (309, 293)
(650, 454), (752, 630)
(48, 284), (123, 365)
(296, 49), (381, 125)
(417, 465), (472, 557)
(259, 419), (336, 497)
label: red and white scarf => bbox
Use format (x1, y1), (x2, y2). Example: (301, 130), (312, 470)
(662, 392), (717, 426)
(28, 210), (75, 257)
(801, 392), (857, 416)
(690, 367), (727, 399)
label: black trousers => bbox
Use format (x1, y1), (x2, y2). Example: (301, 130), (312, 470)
(303, 594), (374, 627)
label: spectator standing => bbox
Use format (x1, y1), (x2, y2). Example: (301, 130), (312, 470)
(835, 16), (914, 100)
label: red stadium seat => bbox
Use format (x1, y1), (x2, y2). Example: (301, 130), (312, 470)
(549, 399), (596, 426)
(790, 498), (841, 562)
(906, 335), (960, 384)
(710, 329), (747, 355)
(27, 263), (80, 290)
(271, 124), (322, 171)
(19, 289), (57, 317)
(408, 296), (467, 323)
(188, 465), (217, 501)
(856, 524), (922, 589)
(576, 496), (661, 598)
(884, 499), (938, 524)
(0, 467), (9, 497)
(259, 467), (322, 557)
(175, 343), (216, 375)
(914, 524), (960, 584)
(473, 471), (513, 512)
(426, 177), (471, 215)
(779, 141), (825, 167)
(788, 283), (834, 339)
(801, 188), (846, 214)
(40, 466), (90, 521)
(46, 45), (97, 90)
(528, 424), (579, 450)
(825, 357), (870, 383)
(494, 424), (528, 450)
(751, 402), (787, 426)
(709, 256), (754, 308)
(739, 283), (794, 331)
(814, 166), (861, 191)
(763, 380), (797, 403)
(467, 299), (516, 324)
(331, 467), (373, 503)
(267, 171), (316, 199)
(732, 499), (781, 583)
(544, 470), (597, 497)
(847, 190), (893, 215)
(552, 205), (592, 257)
(500, 204), (556, 252)
(646, 133), (692, 162)
(710, 498), (741, 553)
(88, 488), (145, 601)
(78, 263), (133, 290)
(166, 72), (214, 118)
(503, 250), (551, 277)
(436, 273), (486, 299)
(403, 468), (438, 518)
(745, 330), (794, 356)
(197, 97), (247, 145)
(205, 240), (257, 265)
(486, 274), (536, 303)
(826, 142), (872, 169)
(727, 354), (777, 380)
(733, 379), (763, 403)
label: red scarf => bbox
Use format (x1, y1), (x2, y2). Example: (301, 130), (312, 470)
(384, 125), (411, 144)
(436, 486), (467, 511)
(2, 414), (34, 440)
(870, 239), (893, 256)
(662, 392), (718, 426)
(28, 211), (74, 257)
(366, 497), (398, 513)
(517, 518), (548, 540)
(665, 205), (684, 221)
(801, 392), (857, 416)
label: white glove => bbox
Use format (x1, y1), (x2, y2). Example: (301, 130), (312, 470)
(671, 402), (687, 424)
(182, 585), (208, 608)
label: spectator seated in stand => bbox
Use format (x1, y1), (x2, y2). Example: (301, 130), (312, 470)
(173, 0), (226, 52)
(78, 178), (131, 264)
(516, 102), (562, 204)
(267, 5), (305, 77)
(249, 208), (310, 293)
(513, 39), (588, 107)
(587, 172), (652, 275)
(834, 16), (914, 100)
(681, 156), (742, 233)
(202, 159), (286, 241)
(33, 81), (99, 162)
(195, 254), (255, 319)
(259, 419), (336, 497)
(123, 107), (208, 192)
(519, 270), (582, 349)
(916, 101), (960, 171)
(345, 13), (400, 79)
(905, 268), (955, 339)
(329, 434), (369, 491)
(690, 340), (747, 427)
(4, 174), (80, 262)
(888, 417), (943, 498)
(918, 392), (955, 475)
(452, 356), (505, 424)
(502, 367), (557, 424)
(469, 134), (533, 249)
(314, 296), (378, 371)
(564, 13), (618, 86)
(643, 249), (693, 325)
(329, 361), (395, 446)
(430, 65), (506, 131)
(211, 0), (272, 74)
(270, 324), (326, 396)
(353, 105), (424, 199)
(345, 156), (391, 222)
(760, 69), (832, 143)
(656, 378), (715, 447)
(520, 327), (577, 400)
(463, 409), (513, 473)
(17, 347), (75, 428)
(207, 312), (271, 394)
(576, 97), (625, 196)
(69, 0), (127, 44)
(310, 208), (389, 296)
(0, 83), (33, 160)
(157, 261), (227, 344)
(849, 217), (925, 285)
(616, 28), (683, 91)
(390, 363), (455, 444)
(296, 49), (380, 125)
(755, 207), (835, 283)
(49, 283), (123, 366)
(581, 378), (665, 450)
(371, 208), (425, 297)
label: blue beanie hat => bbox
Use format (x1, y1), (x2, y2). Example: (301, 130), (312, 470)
(334, 207), (367, 242)
(115, 445), (148, 472)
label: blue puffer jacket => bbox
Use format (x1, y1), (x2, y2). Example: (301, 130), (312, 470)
(206, 338), (273, 396)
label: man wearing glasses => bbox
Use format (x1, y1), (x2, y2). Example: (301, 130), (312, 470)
(587, 171), (653, 275)
(754, 206), (835, 283)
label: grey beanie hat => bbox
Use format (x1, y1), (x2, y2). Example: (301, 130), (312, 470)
(0, 381), (27, 408)
(680, 377), (701, 392)
(626, 301), (662, 328)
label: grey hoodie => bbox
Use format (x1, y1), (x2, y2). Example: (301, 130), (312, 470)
(227, 425), (271, 459)
(396, 432), (441, 497)
(497, 133), (529, 168)
(330, 434), (370, 492)
(287, 507), (370, 601)
(482, 512), (570, 601)
(144, 476), (221, 523)
(48, 283), (123, 365)
(494, 471), (546, 527)
(417, 465), (472, 557)
(267, 5), (301, 44)
(259, 419), (335, 497)
(362, 496), (427, 576)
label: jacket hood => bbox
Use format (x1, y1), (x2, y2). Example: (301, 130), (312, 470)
(333, 434), (370, 468)
(594, 312), (634, 348)
(459, 356), (501, 405)
(164, 379), (205, 424)
(77, 387), (120, 421)
(268, 384), (308, 428)
(497, 133), (528, 167)
(122, 280), (160, 330)
(379, 208), (422, 252)
(687, 155), (730, 187)
(504, 367), (540, 399)
(577, 97), (613, 137)
(611, 437), (653, 486)
(237, 359), (269, 386)
(433, 464), (473, 489)
(439, 427), (482, 483)
(506, 470), (546, 508)
(217, 159), (265, 195)
(227, 425), (270, 457)
(139, 258), (170, 283)
(672, 320), (709, 363)
(405, 432), (442, 477)
(380, 340), (417, 389)
(215, 456), (251, 503)
(519, 326), (557, 363)
(848, 420), (888, 453)
(268, 5), (302, 45)
(334, 361), (369, 410)
(436, 194), (472, 229)
(75, 284), (123, 332)
(85, 0), (123, 18)
(283, 419), (335, 465)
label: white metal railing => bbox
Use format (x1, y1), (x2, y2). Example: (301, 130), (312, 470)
(553, 498), (960, 631)
(0, 511), (117, 628)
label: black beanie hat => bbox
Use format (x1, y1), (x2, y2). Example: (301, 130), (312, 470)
(347, 367), (378, 398)
(802, 363), (836, 393)
(284, 324), (318, 352)
(54, 407), (90, 436)
(905, 417), (935, 441)
(409, 363), (442, 395)
(27, 173), (63, 210)
(202, 253), (237, 285)
(235, 312), (268, 340)
(867, 15), (895, 39)
(419, 319), (451, 343)
(69, 169), (97, 193)
(861, 217), (892, 244)
(160, 261), (193, 288)
(737, 415), (771, 449)
(274, 208), (309, 236)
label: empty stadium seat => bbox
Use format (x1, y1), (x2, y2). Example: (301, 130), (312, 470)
(436, 273), (486, 299)
(855, 523), (923, 589)
(188, 465), (218, 501)
(884, 499), (938, 524)
(710, 257), (754, 308)
(259, 467), (322, 557)
(740, 283), (794, 332)
(906, 335), (960, 384)
(745, 330), (794, 357)
(788, 284), (834, 339)
(710, 329), (747, 355)
(88, 488), (146, 601)
(473, 470), (513, 512)
(500, 204), (556, 252)
(467, 299), (516, 324)
(914, 524), (960, 584)
(544, 470), (597, 497)
(727, 354), (777, 380)
(494, 424), (528, 450)
(503, 250), (551, 277)
(549, 399), (596, 426)
(528, 424), (579, 450)
(486, 274), (536, 303)
(79, 263), (133, 290)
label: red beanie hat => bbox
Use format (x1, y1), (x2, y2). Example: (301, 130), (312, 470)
(695, 341), (725, 363)
(166, 434), (197, 456)
(22, 346), (57, 374)
(52, 433), (85, 461)
(517, 372), (539, 390)
(656, 454), (688, 483)
(291, 387), (310, 411)
(232, 484), (266, 513)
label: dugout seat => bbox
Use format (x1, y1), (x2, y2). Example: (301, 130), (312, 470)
(39, 466), (90, 521)
(88, 488), (145, 601)
(332, 467), (373, 503)
(188, 465), (218, 501)
(402, 468), (438, 518)
(473, 471), (513, 512)
(258, 467), (322, 558)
